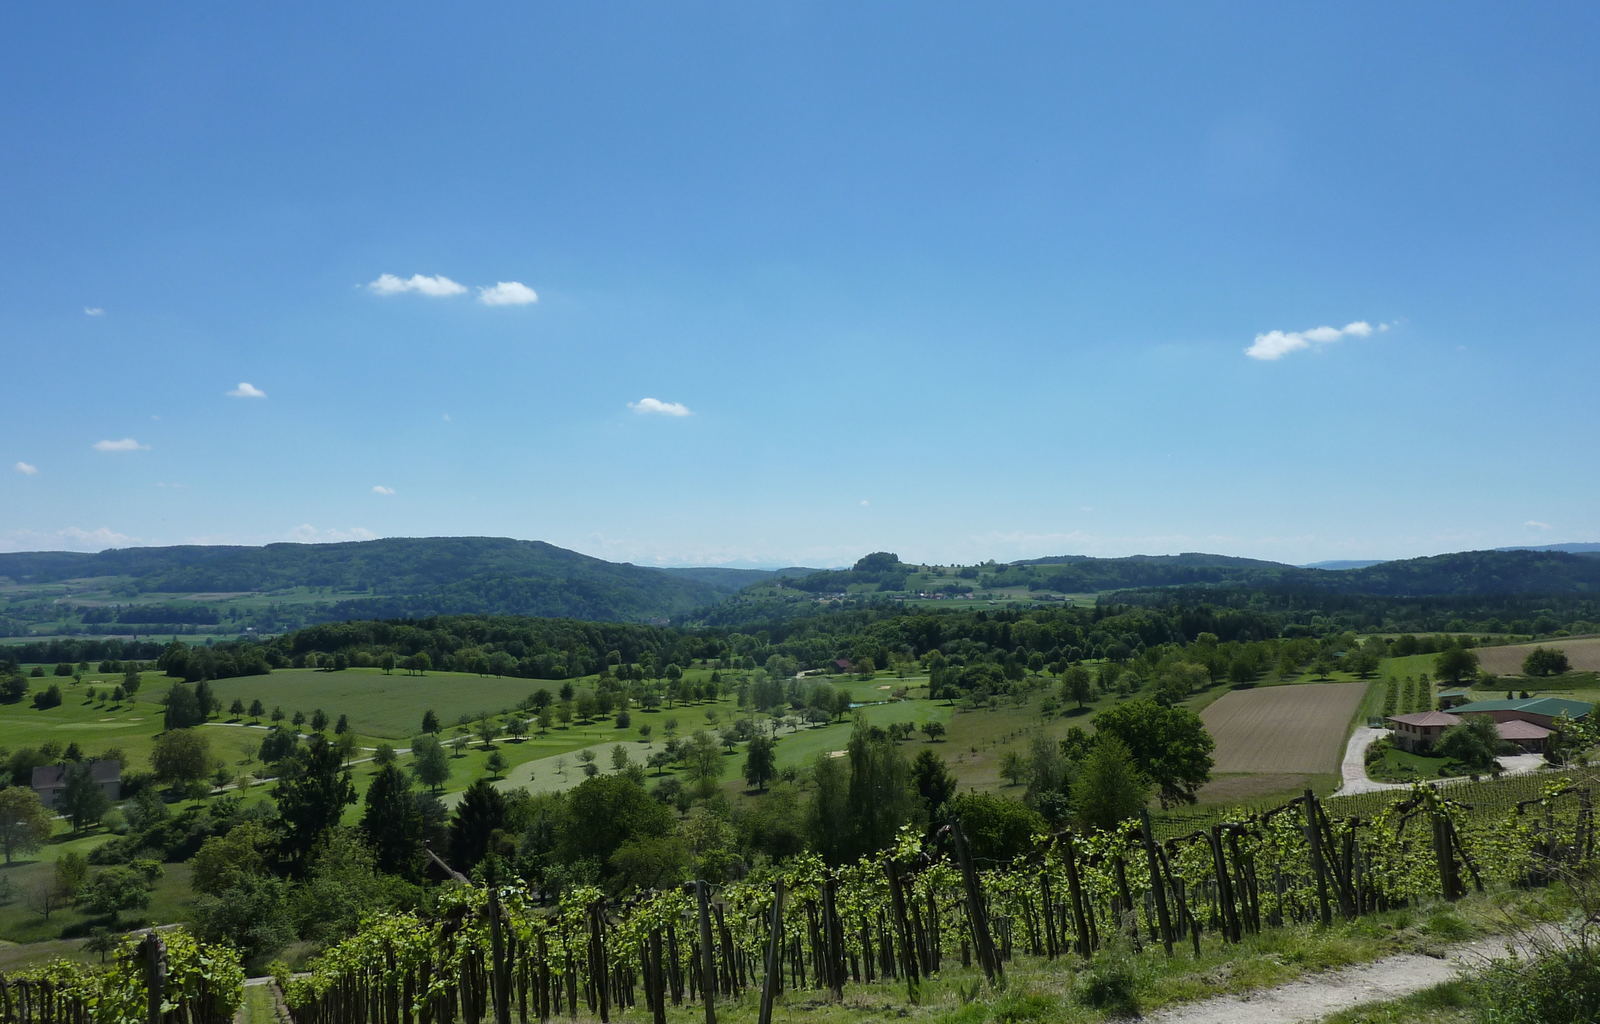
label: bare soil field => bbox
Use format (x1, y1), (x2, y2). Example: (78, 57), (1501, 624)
(1201, 682), (1367, 774)
(1472, 636), (1600, 675)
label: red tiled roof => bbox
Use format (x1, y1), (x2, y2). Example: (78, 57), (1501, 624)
(1388, 711), (1462, 727)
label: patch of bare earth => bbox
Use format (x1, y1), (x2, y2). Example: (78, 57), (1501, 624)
(1201, 682), (1367, 774)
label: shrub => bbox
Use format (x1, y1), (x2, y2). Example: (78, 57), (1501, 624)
(1475, 945), (1600, 1023)
(1074, 935), (1140, 1014)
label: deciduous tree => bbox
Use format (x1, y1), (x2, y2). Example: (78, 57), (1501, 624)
(1092, 699), (1214, 807)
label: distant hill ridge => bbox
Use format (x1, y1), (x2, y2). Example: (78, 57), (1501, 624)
(0, 536), (765, 624)
(776, 547), (1600, 599)
(3, 538), (1600, 640)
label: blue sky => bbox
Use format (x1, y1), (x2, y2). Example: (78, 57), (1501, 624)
(5, 3), (1598, 568)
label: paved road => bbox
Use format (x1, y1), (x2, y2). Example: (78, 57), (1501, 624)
(1333, 726), (1549, 797)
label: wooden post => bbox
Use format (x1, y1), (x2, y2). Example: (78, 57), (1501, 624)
(140, 931), (167, 1024)
(646, 930), (666, 1024)
(485, 883), (512, 1024)
(884, 862), (921, 993)
(820, 876), (844, 999)
(1060, 833), (1093, 958)
(588, 902), (610, 1023)
(757, 881), (785, 1024)
(1140, 811), (1174, 955)
(951, 821), (1003, 985)
(1302, 792), (1332, 925)
(691, 882), (717, 1024)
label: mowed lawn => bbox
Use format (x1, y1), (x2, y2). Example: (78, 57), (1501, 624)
(1201, 682), (1367, 774)
(0, 684), (265, 770)
(1472, 637), (1600, 675)
(197, 668), (552, 740)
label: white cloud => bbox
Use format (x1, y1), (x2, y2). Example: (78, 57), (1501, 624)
(477, 281), (539, 306)
(226, 381), (267, 399)
(1245, 320), (1389, 361)
(441, 412), (452, 422)
(92, 438), (149, 452)
(1524, 520), (1553, 530)
(14, 461), (38, 476)
(627, 397), (693, 417)
(0, 526), (135, 553)
(859, 499), (870, 507)
(367, 273), (467, 297)
(287, 524), (378, 543)
(83, 307), (105, 317)
(372, 485), (395, 495)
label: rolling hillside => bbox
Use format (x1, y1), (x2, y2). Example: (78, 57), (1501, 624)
(0, 537), (772, 635)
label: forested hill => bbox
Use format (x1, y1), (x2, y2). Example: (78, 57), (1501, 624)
(0, 537), (769, 629)
(745, 548), (1600, 619)
(1297, 548), (1600, 596)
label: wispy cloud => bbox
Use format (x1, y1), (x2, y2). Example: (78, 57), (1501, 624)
(1245, 320), (1390, 361)
(226, 381), (267, 399)
(287, 524), (378, 543)
(0, 526), (135, 553)
(627, 397), (692, 417)
(83, 307), (105, 317)
(477, 281), (538, 306)
(1524, 520), (1553, 530)
(367, 273), (467, 297)
(92, 438), (149, 452)
(371, 485), (395, 496)
(14, 461), (38, 476)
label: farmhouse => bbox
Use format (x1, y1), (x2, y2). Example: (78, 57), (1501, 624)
(30, 759), (122, 810)
(1437, 687), (1472, 710)
(1387, 711), (1461, 752)
(1386, 698), (1588, 754)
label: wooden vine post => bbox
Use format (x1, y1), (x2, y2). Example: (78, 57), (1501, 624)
(950, 821), (1003, 986)
(139, 931), (167, 1024)
(1139, 811), (1174, 955)
(758, 880), (785, 1024)
(689, 881), (717, 1024)
(484, 881), (511, 1024)
(1301, 792), (1333, 925)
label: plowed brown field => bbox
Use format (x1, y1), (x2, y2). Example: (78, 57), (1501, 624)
(1472, 637), (1600, 675)
(1201, 682), (1367, 774)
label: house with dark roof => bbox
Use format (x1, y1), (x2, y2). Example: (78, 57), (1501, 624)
(30, 759), (122, 810)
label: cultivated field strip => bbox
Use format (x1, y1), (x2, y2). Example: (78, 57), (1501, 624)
(1201, 682), (1367, 774)
(1472, 636), (1600, 675)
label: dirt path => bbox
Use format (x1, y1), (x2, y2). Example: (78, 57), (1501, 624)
(1148, 925), (1564, 1023)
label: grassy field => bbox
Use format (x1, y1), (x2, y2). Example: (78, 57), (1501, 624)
(0, 679), (269, 771)
(193, 668), (550, 741)
(1472, 635), (1600, 675)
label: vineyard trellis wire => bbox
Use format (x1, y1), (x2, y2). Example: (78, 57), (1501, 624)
(276, 778), (1595, 1024)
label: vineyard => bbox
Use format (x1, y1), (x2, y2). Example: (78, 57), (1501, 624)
(3, 774), (1591, 1024)
(278, 778), (1593, 1024)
